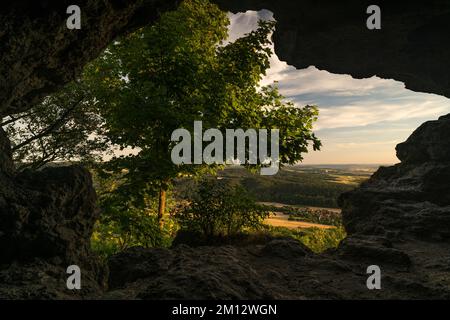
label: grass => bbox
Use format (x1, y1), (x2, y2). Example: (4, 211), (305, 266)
(263, 225), (347, 253)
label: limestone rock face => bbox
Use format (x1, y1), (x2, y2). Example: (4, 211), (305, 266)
(0, 0), (177, 116)
(0, 165), (98, 264)
(0, 259), (106, 299)
(105, 236), (450, 299)
(396, 114), (450, 164)
(105, 114), (450, 300)
(2, 0), (450, 118)
(0, 164), (107, 298)
(105, 240), (346, 300)
(0, 129), (107, 297)
(215, 0), (450, 99)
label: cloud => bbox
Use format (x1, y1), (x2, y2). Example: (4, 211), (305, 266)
(228, 10), (450, 164)
(273, 66), (450, 130)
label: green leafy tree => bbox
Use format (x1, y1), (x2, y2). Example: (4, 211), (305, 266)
(85, 0), (321, 226)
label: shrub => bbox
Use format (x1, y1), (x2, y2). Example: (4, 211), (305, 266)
(175, 179), (269, 238)
(287, 207), (342, 226)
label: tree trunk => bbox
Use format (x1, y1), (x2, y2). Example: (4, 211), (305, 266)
(158, 182), (167, 228)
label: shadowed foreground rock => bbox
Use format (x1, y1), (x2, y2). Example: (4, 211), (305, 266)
(103, 237), (450, 299)
(0, 0), (177, 116)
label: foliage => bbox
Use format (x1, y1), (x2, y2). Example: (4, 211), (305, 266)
(175, 178), (269, 237)
(264, 225), (347, 253)
(90, 170), (177, 257)
(3, 0), (326, 255)
(3, 81), (109, 171)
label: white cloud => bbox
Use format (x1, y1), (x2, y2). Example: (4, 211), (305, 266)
(228, 10), (450, 164)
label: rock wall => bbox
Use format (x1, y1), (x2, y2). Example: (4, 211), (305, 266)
(340, 114), (450, 239)
(0, 128), (107, 298)
(0, 0), (177, 299)
(2, 0), (450, 118)
(0, 0), (178, 116)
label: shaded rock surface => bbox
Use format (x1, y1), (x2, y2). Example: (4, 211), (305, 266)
(104, 237), (450, 299)
(0, 259), (105, 299)
(0, 0), (177, 116)
(340, 114), (450, 239)
(396, 114), (450, 164)
(2, 164), (97, 264)
(1, 0), (450, 118)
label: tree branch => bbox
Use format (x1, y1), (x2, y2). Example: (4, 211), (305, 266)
(12, 97), (84, 152)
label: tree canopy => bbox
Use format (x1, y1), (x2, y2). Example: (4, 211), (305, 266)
(84, 0), (320, 223)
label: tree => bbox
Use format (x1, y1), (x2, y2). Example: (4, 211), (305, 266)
(3, 81), (109, 171)
(85, 0), (321, 226)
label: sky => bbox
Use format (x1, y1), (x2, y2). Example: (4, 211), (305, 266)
(228, 10), (450, 164)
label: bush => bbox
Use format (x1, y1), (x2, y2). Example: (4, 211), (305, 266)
(175, 179), (269, 238)
(90, 170), (177, 258)
(263, 225), (346, 253)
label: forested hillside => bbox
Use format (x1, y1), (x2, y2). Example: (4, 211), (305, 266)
(176, 165), (376, 208)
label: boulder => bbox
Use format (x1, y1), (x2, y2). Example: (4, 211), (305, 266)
(396, 114), (450, 163)
(339, 114), (450, 240)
